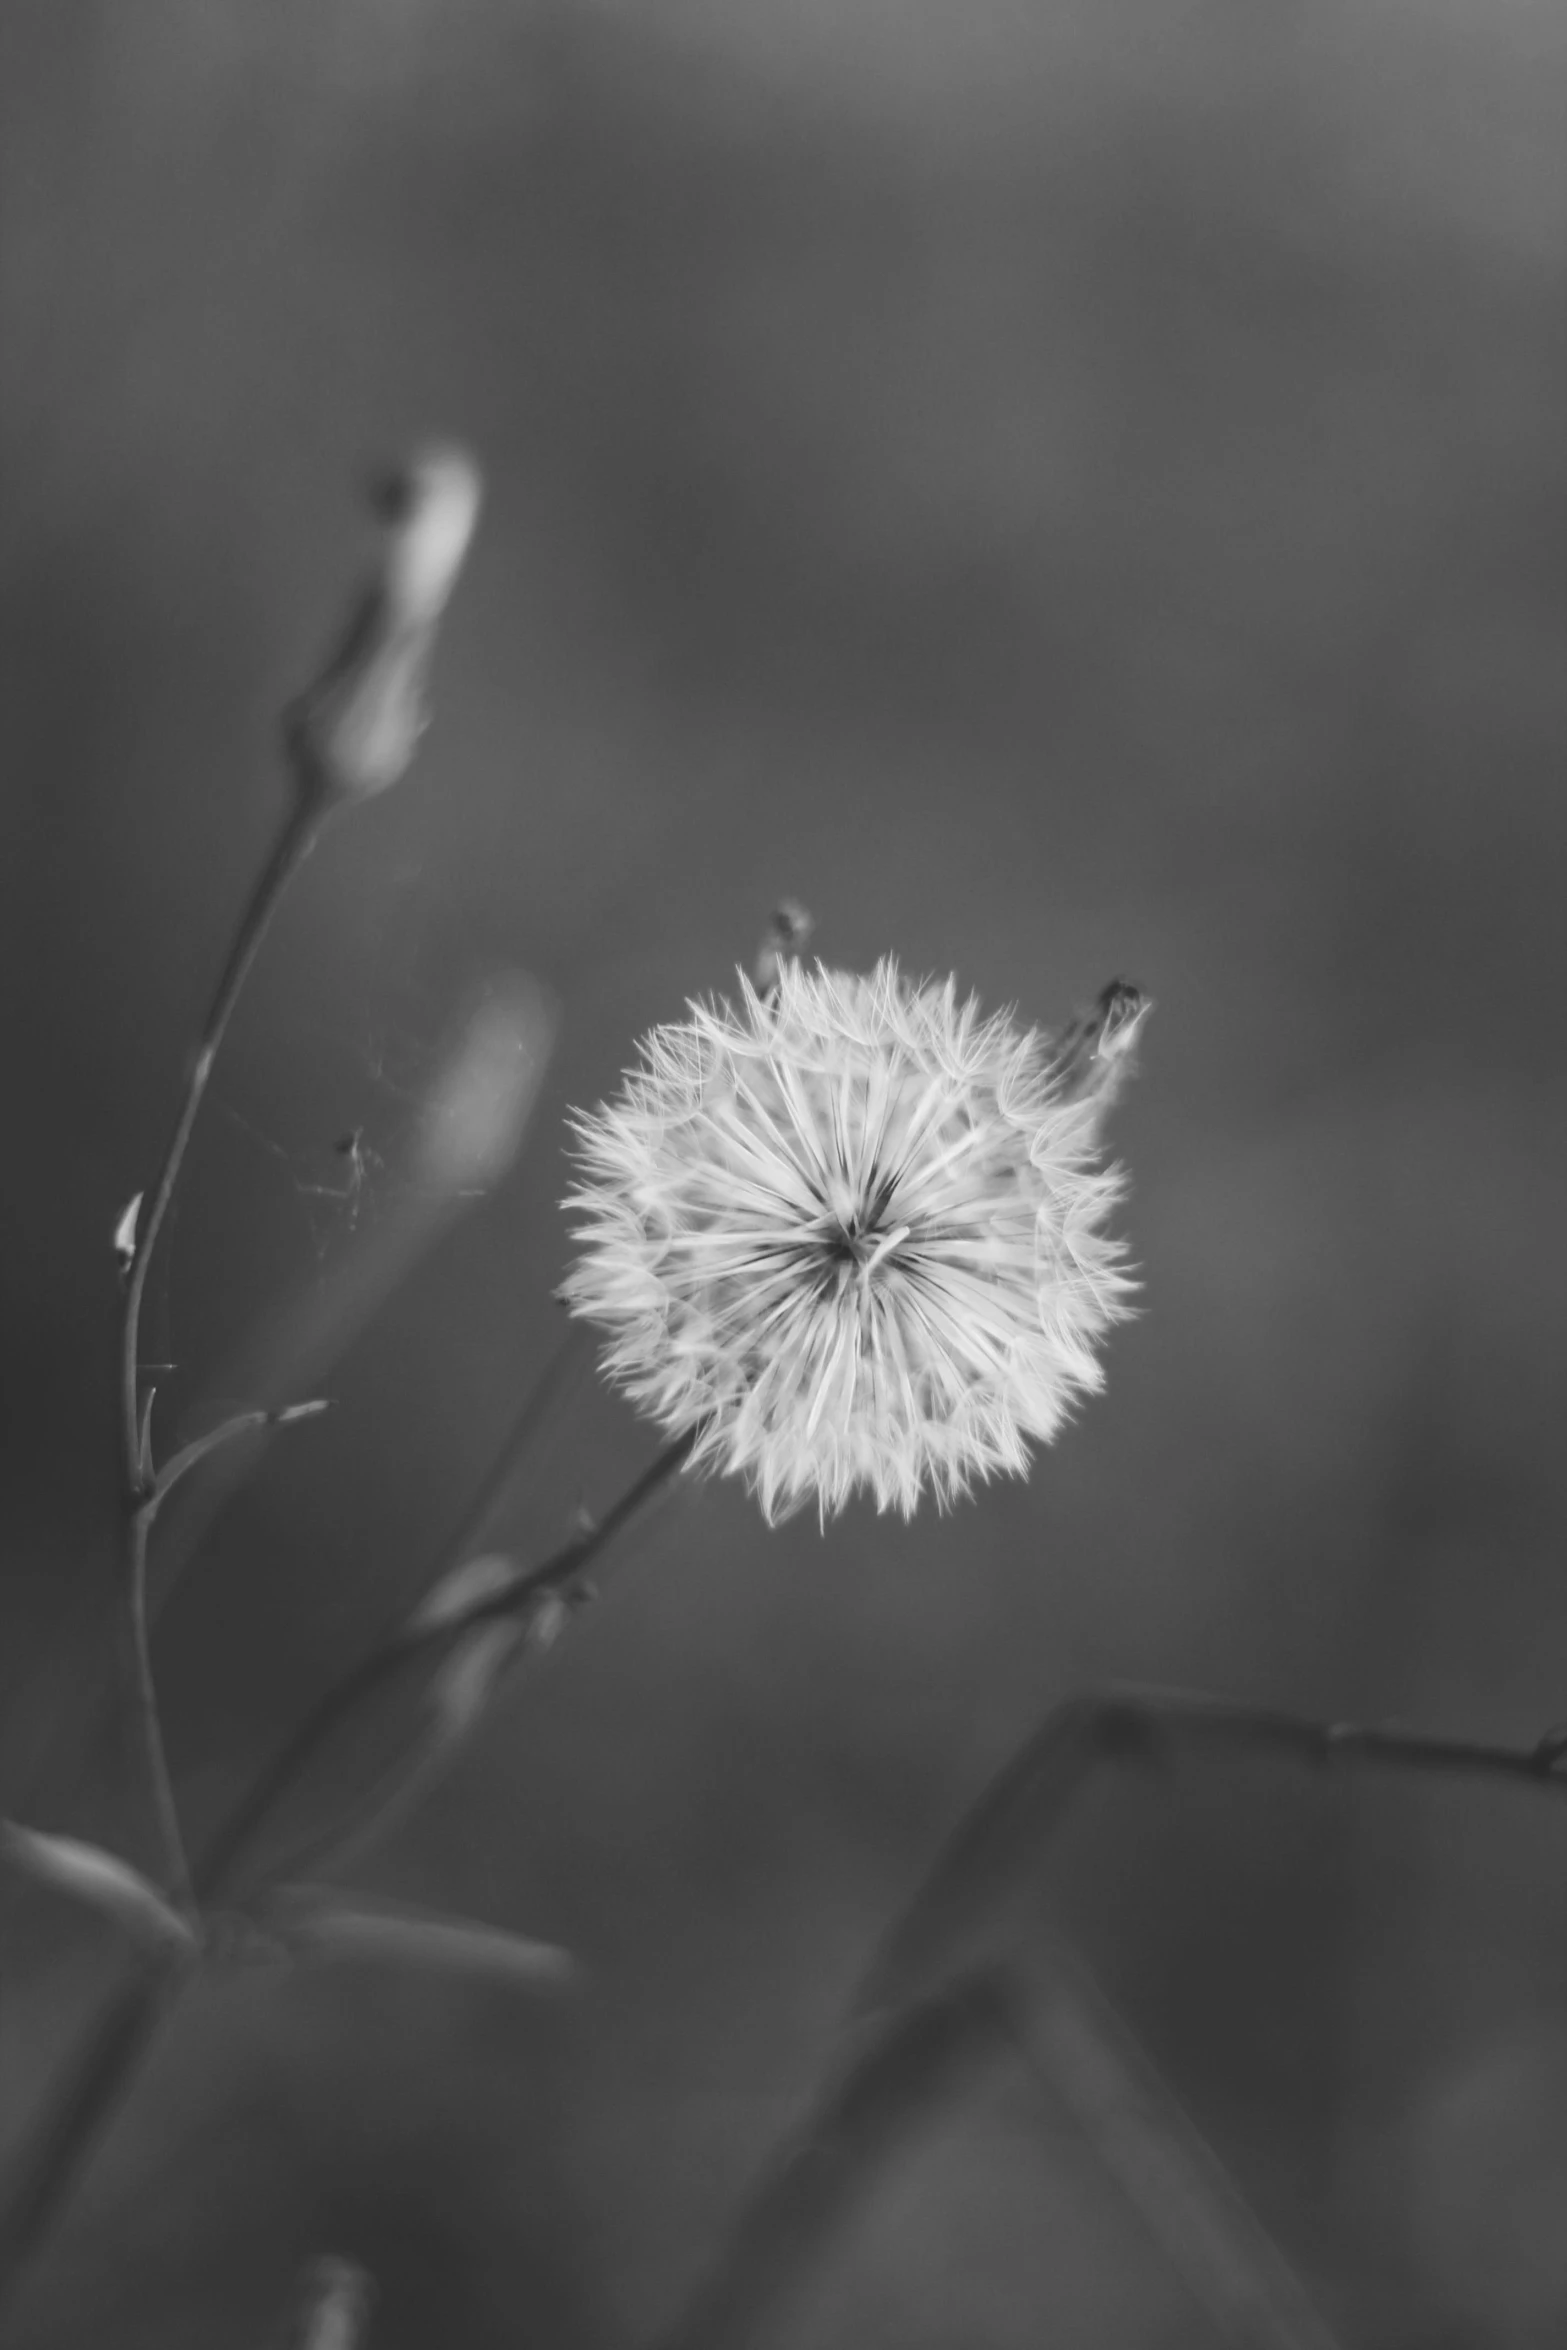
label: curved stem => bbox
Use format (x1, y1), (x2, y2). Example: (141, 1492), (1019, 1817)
(114, 797), (320, 1907)
(123, 1510), (195, 1918)
(118, 798), (320, 1490)
(0, 1432), (691, 2320)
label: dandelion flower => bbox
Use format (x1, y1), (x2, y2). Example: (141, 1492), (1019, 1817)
(562, 960), (1144, 1521)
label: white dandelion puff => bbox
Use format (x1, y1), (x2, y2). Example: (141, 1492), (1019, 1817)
(561, 960), (1143, 1522)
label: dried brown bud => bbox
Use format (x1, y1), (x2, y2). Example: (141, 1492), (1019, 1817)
(752, 899), (815, 994)
(286, 442), (482, 807)
(1047, 979), (1151, 1116)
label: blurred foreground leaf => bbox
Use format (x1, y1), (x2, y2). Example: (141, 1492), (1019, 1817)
(264, 1886), (572, 1992)
(0, 1822), (195, 1955)
(652, 1969), (1017, 2350)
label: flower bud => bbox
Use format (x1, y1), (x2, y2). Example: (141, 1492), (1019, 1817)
(752, 899), (814, 994)
(286, 442), (483, 807)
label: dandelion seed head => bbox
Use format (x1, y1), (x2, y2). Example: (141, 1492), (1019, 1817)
(562, 960), (1139, 1522)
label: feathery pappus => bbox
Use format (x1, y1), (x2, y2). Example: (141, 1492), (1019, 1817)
(561, 959), (1147, 1522)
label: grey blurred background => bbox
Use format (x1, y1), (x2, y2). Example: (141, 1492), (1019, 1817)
(2, 2), (1564, 2344)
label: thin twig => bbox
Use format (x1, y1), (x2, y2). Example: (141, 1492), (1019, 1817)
(856, 1683), (1567, 2020)
(120, 1507), (196, 1917)
(118, 797), (320, 1491)
(657, 1680), (1567, 2350)
(115, 796), (321, 1912)
(1019, 1934), (1342, 2349)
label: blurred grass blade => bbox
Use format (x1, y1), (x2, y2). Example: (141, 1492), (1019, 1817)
(853, 1695), (1146, 2019)
(266, 1887), (571, 1991)
(1023, 1938), (1343, 2350)
(286, 442), (481, 809)
(652, 1970), (1017, 2350)
(1, 1822), (196, 1955)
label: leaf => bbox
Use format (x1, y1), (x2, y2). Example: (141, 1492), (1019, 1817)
(1025, 1939), (1343, 2350)
(405, 1550), (523, 1634)
(853, 1695), (1153, 2020)
(652, 1970), (1017, 2350)
(153, 1398), (331, 1509)
(267, 1887), (572, 1992)
(113, 1192), (143, 1272)
(138, 1386), (158, 1485)
(427, 1618), (528, 1742)
(1, 1823), (195, 1955)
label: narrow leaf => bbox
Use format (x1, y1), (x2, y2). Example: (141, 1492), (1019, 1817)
(854, 1695), (1151, 2019)
(268, 1887), (571, 1991)
(653, 1970), (1017, 2350)
(428, 1618), (527, 1741)
(138, 1386), (158, 1485)
(113, 1192), (143, 1271)
(1025, 1939), (1343, 2350)
(1, 1823), (195, 1955)
(154, 1398), (331, 1508)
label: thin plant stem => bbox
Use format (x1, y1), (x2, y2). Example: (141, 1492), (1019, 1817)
(655, 1680), (1567, 2350)
(1017, 1933), (1342, 2349)
(0, 1964), (193, 2302)
(118, 797), (320, 1490)
(855, 1682), (1567, 2020)
(200, 1425), (693, 1901)
(122, 1507), (195, 1918)
(114, 795), (321, 1911)
(0, 1430), (690, 2320)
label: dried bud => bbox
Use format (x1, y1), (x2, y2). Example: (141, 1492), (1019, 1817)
(752, 899), (814, 994)
(286, 442), (482, 807)
(1047, 979), (1152, 1117)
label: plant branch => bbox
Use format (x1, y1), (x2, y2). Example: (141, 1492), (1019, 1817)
(114, 795), (322, 1914)
(198, 1426), (693, 1901)
(0, 1428), (691, 2323)
(856, 1682), (1567, 2020)
(118, 796), (320, 1492)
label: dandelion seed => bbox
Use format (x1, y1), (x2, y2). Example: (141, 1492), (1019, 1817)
(562, 960), (1142, 1522)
